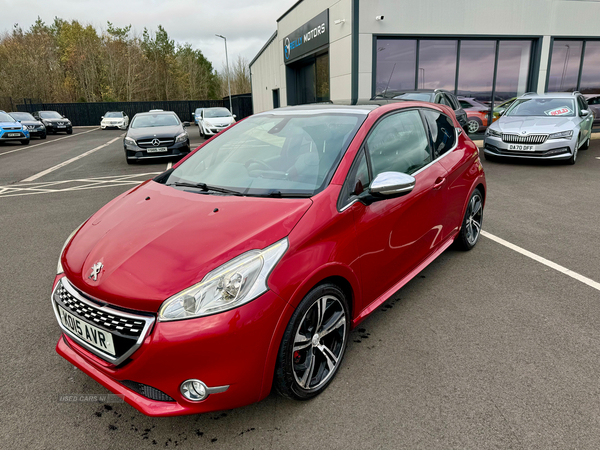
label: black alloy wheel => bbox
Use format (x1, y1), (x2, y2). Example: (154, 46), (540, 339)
(455, 188), (483, 251)
(275, 283), (349, 400)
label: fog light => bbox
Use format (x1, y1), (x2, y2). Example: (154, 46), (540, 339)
(180, 379), (208, 401)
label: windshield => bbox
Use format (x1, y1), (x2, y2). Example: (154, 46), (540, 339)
(392, 93), (434, 102)
(162, 113), (364, 197)
(0, 112), (16, 122)
(40, 111), (63, 119)
(195, 108), (203, 114)
(506, 98), (576, 117)
(204, 108), (232, 119)
(131, 114), (180, 128)
(105, 112), (123, 118)
(9, 112), (34, 121)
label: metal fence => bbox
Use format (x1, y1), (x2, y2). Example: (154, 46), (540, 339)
(15, 96), (253, 126)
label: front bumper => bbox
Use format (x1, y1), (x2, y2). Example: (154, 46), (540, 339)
(124, 140), (190, 160)
(101, 122), (127, 129)
(45, 123), (72, 133)
(0, 129), (29, 141)
(54, 277), (289, 416)
(26, 127), (46, 137)
(483, 135), (575, 160)
(202, 125), (229, 136)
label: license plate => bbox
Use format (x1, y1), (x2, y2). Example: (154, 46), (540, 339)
(57, 125), (66, 128)
(147, 147), (168, 153)
(508, 144), (536, 152)
(58, 305), (116, 355)
(7, 133), (20, 137)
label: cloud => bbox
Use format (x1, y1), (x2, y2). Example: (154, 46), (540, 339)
(0, 0), (297, 71)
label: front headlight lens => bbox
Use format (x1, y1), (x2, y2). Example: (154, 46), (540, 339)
(486, 128), (501, 137)
(57, 223), (85, 274)
(548, 130), (573, 140)
(175, 132), (188, 143)
(124, 136), (136, 146)
(158, 238), (289, 321)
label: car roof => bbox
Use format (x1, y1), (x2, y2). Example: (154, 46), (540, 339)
(134, 111), (177, 116)
(521, 92), (580, 99)
(255, 104), (378, 117)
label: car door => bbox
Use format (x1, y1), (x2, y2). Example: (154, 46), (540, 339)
(577, 96), (593, 142)
(422, 108), (475, 239)
(342, 109), (449, 307)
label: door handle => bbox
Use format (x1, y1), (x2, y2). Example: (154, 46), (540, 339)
(433, 177), (446, 190)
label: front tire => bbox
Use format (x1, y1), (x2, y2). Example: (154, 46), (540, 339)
(67, 129), (73, 135)
(21, 139), (30, 145)
(455, 188), (484, 251)
(566, 146), (578, 165)
(467, 118), (482, 134)
(275, 283), (349, 400)
(40, 133), (47, 139)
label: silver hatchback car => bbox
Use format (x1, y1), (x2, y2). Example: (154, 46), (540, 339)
(484, 92), (594, 165)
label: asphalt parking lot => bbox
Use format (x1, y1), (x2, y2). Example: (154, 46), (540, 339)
(1, 127), (599, 449)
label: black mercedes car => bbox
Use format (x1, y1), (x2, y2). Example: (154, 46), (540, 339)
(373, 89), (469, 132)
(9, 112), (46, 139)
(124, 111), (190, 164)
(32, 111), (72, 134)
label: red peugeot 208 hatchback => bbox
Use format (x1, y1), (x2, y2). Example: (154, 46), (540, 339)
(52, 102), (486, 416)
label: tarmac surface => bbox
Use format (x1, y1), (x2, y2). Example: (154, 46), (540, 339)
(1, 125), (599, 449)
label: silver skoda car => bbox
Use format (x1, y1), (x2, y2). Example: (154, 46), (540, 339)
(484, 92), (594, 165)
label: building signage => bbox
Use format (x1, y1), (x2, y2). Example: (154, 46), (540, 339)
(283, 9), (329, 64)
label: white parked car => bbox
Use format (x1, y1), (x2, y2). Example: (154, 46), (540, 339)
(199, 107), (236, 138)
(101, 111), (129, 130)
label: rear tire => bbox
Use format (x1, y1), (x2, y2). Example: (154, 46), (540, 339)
(454, 188), (484, 251)
(581, 137), (590, 150)
(275, 283), (349, 401)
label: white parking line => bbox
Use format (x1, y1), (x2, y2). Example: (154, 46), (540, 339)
(21, 135), (123, 182)
(482, 230), (600, 292)
(0, 128), (100, 158)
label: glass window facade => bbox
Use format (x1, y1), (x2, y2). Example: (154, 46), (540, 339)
(418, 40), (457, 91)
(375, 37), (534, 130)
(548, 39), (600, 94)
(375, 39), (416, 96)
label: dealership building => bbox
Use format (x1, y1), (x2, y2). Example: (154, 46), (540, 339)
(249, 0), (600, 114)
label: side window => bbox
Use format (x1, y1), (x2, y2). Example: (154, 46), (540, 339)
(459, 101), (472, 109)
(366, 110), (432, 177)
(578, 96), (588, 111)
(422, 109), (457, 159)
(446, 94), (460, 111)
(338, 149), (371, 208)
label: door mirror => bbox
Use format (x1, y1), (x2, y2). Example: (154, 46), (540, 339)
(101, 116), (104, 119)
(580, 109), (590, 117)
(371, 172), (416, 196)
(183, 121), (190, 127)
(233, 114), (237, 119)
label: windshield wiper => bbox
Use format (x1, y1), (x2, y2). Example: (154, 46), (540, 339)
(169, 182), (243, 196)
(265, 190), (312, 198)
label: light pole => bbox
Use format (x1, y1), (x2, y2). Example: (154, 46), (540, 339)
(216, 34), (233, 115)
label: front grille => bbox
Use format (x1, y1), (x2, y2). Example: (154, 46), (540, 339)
(137, 138), (175, 148)
(121, 381), (175, 402)
(2, 127), (21, 130)
(502, 133), (548, 144)
(56, 285), (145, 337)
(485, 144), (569, 157)
(53, 279), (154, 364)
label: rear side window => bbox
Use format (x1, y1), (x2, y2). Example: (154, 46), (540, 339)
(366, 110), (432, 176)
(422, 109), (457, 159)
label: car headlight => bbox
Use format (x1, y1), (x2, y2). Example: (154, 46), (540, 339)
(486, 128), (501, 137)
(548, 130), (573, 140)
(57, 223), (85, 274)
(124, 137), (136, 146)
(158, 238), (289, 321)
(175, 132), (188, 143)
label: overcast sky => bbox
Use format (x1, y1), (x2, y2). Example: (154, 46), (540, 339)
(0, 0), (296, 72)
